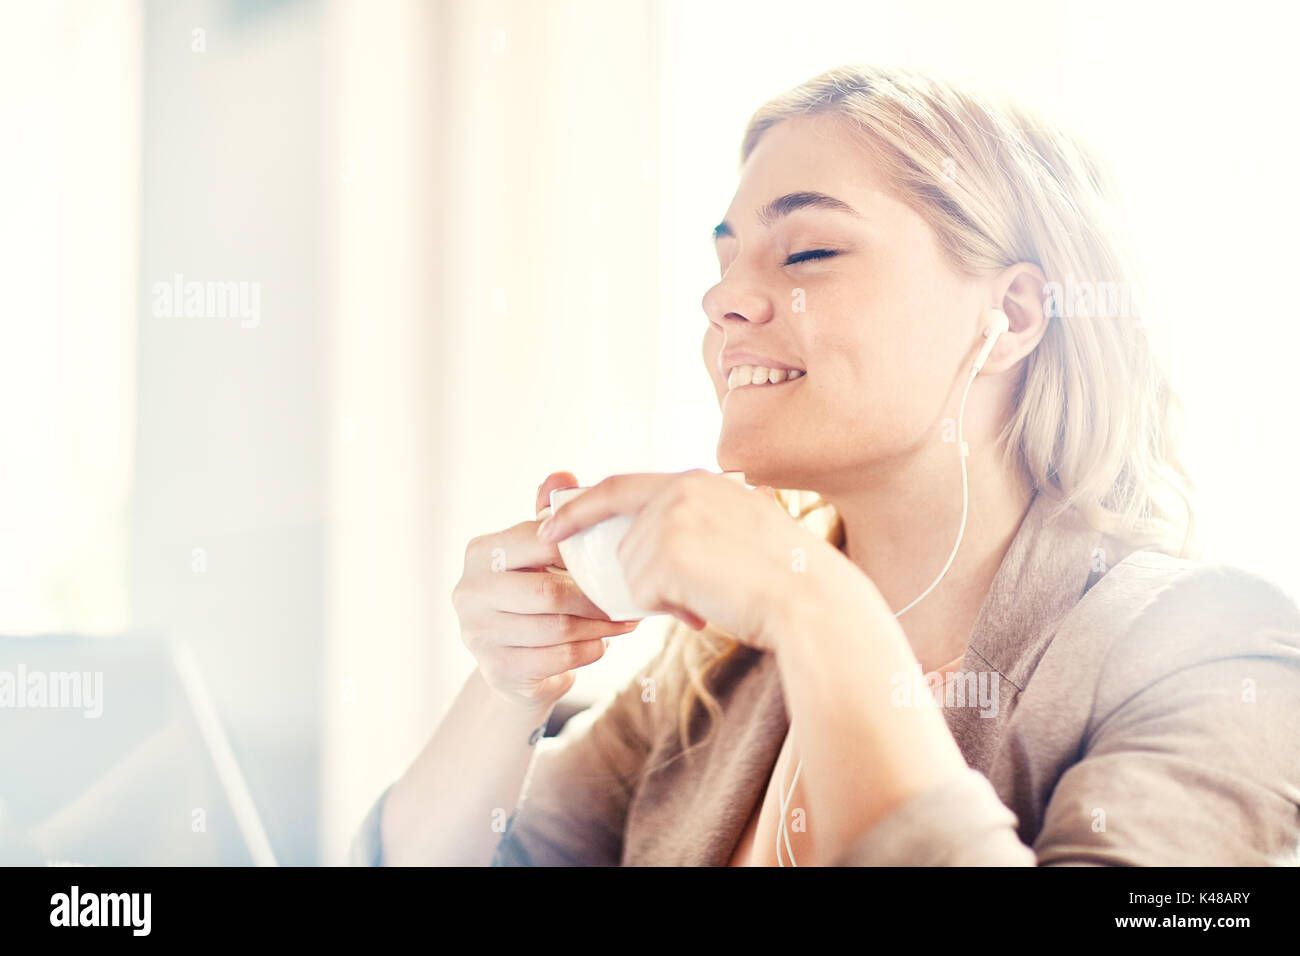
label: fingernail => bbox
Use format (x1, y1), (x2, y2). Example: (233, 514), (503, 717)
(602, 638), (610, 650)
(536, 516), (555, 541)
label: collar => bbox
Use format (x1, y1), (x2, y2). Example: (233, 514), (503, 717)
(964, 488), (1108, 690)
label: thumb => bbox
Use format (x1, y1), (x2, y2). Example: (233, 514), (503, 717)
(536, 471), (580, 518)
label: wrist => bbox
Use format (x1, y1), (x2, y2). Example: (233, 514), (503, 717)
(762, 551), (884, 655)
(505, 693), (562, 739)
(474, 666), (564, 726)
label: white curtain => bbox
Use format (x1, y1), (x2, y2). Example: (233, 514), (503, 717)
(0, 0), (141, 636)
(318, 0), (696, 864)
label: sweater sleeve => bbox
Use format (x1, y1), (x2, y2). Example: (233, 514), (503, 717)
(830, 766), (1037, 865)
(832, 562), (1300, 866)
(491, 639), (670, 866)
(344, 638), (671, 867)
(1032, 563), (1300, 865)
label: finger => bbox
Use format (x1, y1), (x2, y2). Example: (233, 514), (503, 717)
(490, 611), (640, 648)
(537, 471), (579, 518)
(464, 566), (613, 619)
(615, 473), (688, 568)
(616, 510), (707, 633)
(667, 607), (707, 631)
(538, 472), (686, 543)
(504, 637), (611, 680)
(467, 519), (570, 575)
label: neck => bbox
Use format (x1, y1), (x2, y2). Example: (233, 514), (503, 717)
(822, 444), (1034, 674)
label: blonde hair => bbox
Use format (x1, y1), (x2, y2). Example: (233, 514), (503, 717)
(663, 63), (1198, 760)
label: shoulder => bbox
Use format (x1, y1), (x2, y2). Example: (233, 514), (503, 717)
(1070, 550), (1300, 719)
(1085, 549), (1300, 644)
(1019, 550), (1300, 865)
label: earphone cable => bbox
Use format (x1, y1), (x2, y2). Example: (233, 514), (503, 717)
(776, 363), (981, 867)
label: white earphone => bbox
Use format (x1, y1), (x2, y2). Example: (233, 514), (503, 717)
(971, 307), (1010, 375)
(775, 307), (1011, 866)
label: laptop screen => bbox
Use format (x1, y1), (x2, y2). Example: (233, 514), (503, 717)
(0, 635), (275, 866)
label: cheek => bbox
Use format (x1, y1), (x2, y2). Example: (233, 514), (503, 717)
(807, 314), (938, 442)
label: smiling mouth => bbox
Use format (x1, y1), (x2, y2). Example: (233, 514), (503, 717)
(725, 365), (806, 392)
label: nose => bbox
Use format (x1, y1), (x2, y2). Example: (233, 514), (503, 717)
(701, 277), (775, 331)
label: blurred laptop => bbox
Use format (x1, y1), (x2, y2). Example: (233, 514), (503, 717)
(0, 634), (276, 866)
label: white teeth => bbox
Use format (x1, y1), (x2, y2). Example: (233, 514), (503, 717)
(726, 365), (805, 390)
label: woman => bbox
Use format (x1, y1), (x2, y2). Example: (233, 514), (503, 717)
(352, 64), (1300, 866)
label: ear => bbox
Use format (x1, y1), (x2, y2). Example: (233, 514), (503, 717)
(979, 262), (1051, 375)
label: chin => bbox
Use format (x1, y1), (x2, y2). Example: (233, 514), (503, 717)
(715, 435), (805, 490)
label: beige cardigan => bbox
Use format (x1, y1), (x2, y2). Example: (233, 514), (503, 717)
(349, 490), (1300, 866)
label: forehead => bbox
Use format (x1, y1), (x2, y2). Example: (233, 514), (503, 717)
(726, 112), (894, 223)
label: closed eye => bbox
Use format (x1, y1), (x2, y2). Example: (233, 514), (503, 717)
(783, 249), (838, 266)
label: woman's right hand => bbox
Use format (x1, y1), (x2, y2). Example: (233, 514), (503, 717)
(452, 471), (641, 712)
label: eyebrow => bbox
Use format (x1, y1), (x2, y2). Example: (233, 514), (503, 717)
(712, 191), (864, 242)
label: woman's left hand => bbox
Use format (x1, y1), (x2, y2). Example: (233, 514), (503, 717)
(536, 469), (857, 651)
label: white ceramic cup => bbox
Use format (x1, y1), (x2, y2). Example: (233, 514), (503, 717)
(544, 471), (749, 622)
